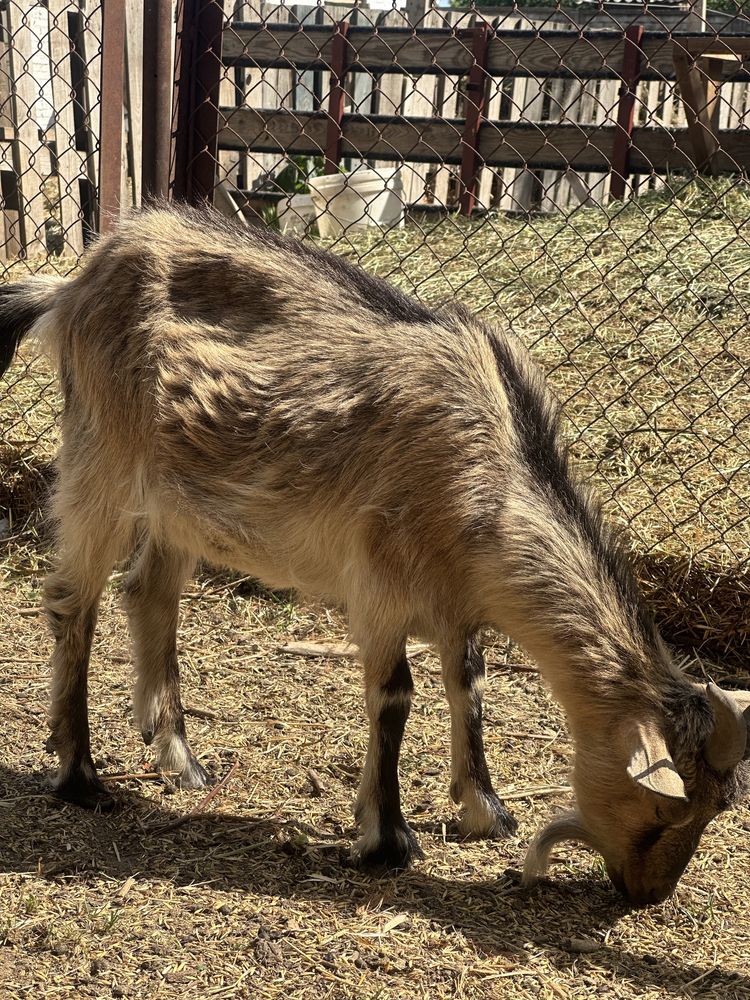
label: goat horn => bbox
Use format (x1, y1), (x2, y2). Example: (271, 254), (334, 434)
(704, 683), (747, 774)
(522, 812), (598, 886)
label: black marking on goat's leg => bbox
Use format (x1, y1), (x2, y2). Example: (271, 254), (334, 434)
(354, 652), (423, 869)
(444, 636), (517, 838)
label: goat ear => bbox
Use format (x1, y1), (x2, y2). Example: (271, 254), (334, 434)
(726, 689), (750, 760)
(704, 683), (748, 772)
(626, 722), (687, 801)
(733, 691), (750, 760)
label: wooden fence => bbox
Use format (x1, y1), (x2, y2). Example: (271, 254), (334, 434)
(0, 0), (149, 262)
(204, 3), (750, 216)
(0, 1), (749, 263)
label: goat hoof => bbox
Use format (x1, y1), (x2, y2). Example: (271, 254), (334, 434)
(352, 820), (424, 871)
(175, 756), (211, 791)
(53, 764), (115, 812)
(458, 792), (518, 839)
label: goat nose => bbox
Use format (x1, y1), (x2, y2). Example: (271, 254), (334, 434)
(626, 884), (671, 908)
(606, 867), (627, 897)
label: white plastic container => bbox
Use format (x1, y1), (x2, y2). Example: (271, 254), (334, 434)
(308, 167), (404, 238)
(277, 193), (317, 237)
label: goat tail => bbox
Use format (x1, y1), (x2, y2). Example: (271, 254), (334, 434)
(0, 275), (67, 378)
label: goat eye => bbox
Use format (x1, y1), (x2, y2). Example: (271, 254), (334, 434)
(638, 826), (666, 851)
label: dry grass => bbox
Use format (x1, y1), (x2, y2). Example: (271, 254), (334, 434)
(1, 179), (749, 998)
(1, 577), (749, 1000)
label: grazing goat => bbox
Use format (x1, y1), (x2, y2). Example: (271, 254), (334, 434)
(0, 204), (747, 906)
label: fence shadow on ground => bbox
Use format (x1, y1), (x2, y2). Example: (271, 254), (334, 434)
(0, 763), (747, 997)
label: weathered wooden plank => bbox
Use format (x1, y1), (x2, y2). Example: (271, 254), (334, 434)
(224, 25), (750, 82)
(49, 0), (85, 254)
(124, 0), (143, 206)
(0, 24), (12, 132)
(629, 125), (748, 173)
(6, 1), (49, 257)
(674, 50), (721, 173)
(219, 107), (750, 174)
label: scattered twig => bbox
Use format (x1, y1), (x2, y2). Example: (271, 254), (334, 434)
(0, 657), (47, 664)
(306, 768), (325, 797)
(149, 760), (240, 834)
(184, 705), (220, 721)
(279, 639), (430, 660)
(486, 660), (540, 674)
(500, 784), (570, 801)
(104, 771), (178, 784)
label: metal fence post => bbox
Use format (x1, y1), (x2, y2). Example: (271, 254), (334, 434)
(610, 25), (644, 203)
(459, 22), (490, 217)
(99, 0), (127, 232)
(324, 21), (351, 175)
(172, 0), (224, 204)
(142, 0), (174, 201)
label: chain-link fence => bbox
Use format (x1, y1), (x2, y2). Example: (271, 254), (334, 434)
(2, 0), (749, 667)
(0, 0), (102, 544)
(176, 0), (750, 665)
(0, 1), (156, 541)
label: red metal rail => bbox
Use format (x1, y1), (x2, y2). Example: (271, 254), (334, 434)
(610, 25), (645, 202)
(324, 21), (352, 175)
(459, 23), (490, 217)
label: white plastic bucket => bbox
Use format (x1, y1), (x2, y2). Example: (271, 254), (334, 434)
(277, 193), (317, 237)
(308, 168), (404, 238)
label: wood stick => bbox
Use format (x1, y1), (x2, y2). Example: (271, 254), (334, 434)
(149, 761), (240, 834)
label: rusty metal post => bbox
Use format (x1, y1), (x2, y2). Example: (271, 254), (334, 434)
(172, 0), (224, 204)
(610, 25), (644, 203)
(324, 21), (351, 175)
(189, 0), (224, 203)
(99, 0), (127, 232)
(142, 0), (174, 200)
(171, 0), (193, 200)
(459, 22), (490, 217)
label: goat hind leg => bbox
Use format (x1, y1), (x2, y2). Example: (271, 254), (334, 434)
(441, 635), (517, 838)
(123, 537), (208, 789)
(45, 525), (125, 810)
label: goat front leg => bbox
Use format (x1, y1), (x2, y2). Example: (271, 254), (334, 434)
(441, 635), (517, 838)
(122, 537), (208, 789)
(353, 641), (423, 869)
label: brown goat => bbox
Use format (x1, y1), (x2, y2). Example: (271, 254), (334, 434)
(0, 204), (748, 906)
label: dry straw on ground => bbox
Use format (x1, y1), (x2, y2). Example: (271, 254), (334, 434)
(0, 178), (748, 998)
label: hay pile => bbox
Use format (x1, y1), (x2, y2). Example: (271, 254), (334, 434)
(0, 579), (749, 999)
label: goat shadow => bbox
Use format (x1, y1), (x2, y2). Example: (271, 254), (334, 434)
(0, 764), (747, 997)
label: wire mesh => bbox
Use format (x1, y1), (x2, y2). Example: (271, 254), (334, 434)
(0, 0), (109, 529)
(1, 0), (748, 665)
(178, 0), (750, 662)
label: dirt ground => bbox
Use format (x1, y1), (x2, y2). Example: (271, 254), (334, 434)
(1, 563), (749, 1000)
(1, 182), (749, 997)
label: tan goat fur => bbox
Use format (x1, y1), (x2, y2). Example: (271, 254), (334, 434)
(0, 204), (747, 906)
